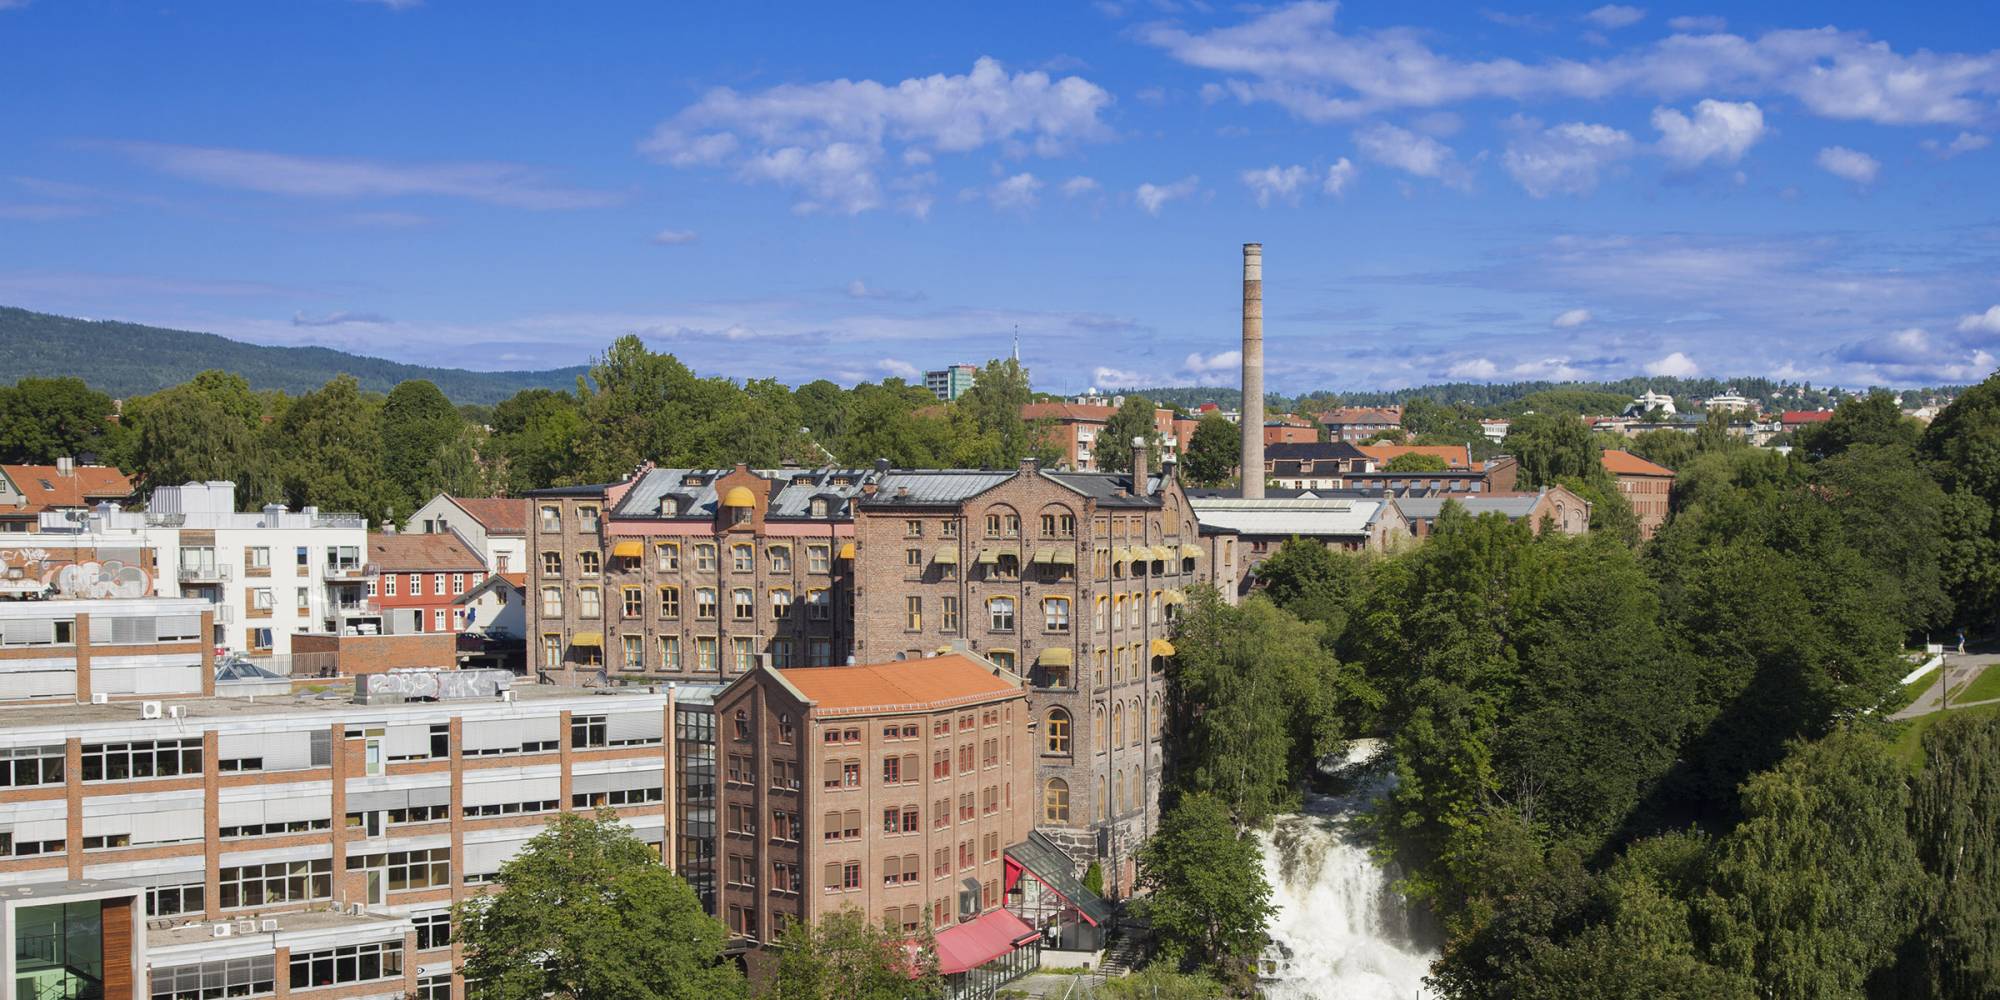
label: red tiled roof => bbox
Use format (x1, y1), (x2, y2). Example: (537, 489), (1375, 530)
(499, 572), (527, 588)
(776, 654), (1021, 715)
(1358, 444), (1473, 469)
(368, 531), (487, 572)
(448, 496), (529, 535)
(1781, 410), (1834, 424)
(1601, 449), (1675, 477)
(0, 464), (134, 515)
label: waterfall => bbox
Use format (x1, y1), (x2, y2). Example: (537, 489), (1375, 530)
(1255, 740), (1437, 999)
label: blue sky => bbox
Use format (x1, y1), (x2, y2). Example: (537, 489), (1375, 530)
(3, 0), (1998, 394)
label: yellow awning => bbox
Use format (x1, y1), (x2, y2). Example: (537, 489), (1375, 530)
(611, 540), (643, 558)
(722, 486), (756, 507)
(1150, 545), (1173, 562)
(1180, 543), (1202, 559)
(1149, 638), (1175, 657)
(993, 545), (1019, 560)
(1037, 647), (1074, 667)
(571, 631), (603, 647)
(1162, 590), (1186, 605)
(838, 542), (855, 560)
(1112, 546), (1131, 564)
(934, 546), (959, 564)
(1051, 548), (1075, 566)
(1031, 546), (1056, 565)
(976, 548), (1001, 565)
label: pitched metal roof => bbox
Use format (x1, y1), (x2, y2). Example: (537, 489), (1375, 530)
(862, 470), (1017, 506)
(614, 467), (880, 520)
(1393, 492), (1547, 522)
(1189, 496), (1389, 536)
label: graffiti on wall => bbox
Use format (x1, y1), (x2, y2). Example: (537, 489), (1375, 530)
(0, 547), (153, 598)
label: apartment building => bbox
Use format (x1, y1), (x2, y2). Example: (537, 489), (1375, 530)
(34, 482), (371, 657)
(404, 496), (528, 576)
(1263, 441), (1372, 490)
(1021, 403), (1189, 473)
(525, 466), (869, 683)
(1394, 486), (1593, 538)
(0, 459), (134, 534)
(1317, 407), (1402, 443)
(924, 364), (979, 402)
(710, 654), (1040, 992)
(0, 596), (214, 701)
(1190, 496), (1410, 595)
(1600, 449), (1675, 539)
(367, 532), (488, 635)
(849, 451), (1196, 894)
(0, 670), (679, 1000)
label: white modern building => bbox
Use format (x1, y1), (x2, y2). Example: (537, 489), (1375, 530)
(1625, 390), (1677, 417)
(1702, 389), (1757, 414)
(36, 482), (372, 657)
(403, 496), (527, 576)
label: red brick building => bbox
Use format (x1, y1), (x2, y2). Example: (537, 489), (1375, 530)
(367, 532), (488, 634)
(710, 655), (1035, 967)
(1600, 449), (1675, 539)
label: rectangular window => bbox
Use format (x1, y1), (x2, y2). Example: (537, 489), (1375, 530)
(578, 506), (600, 532)
(695, 544), (717, 571)
(808, 589), (830, 621)
(540, 505), (561, 532)
(732, 636), (754, 672)
(622, 586), (644, 617)
(732, 545), (754, 572)
(905, 595), (922, 631)
(660, 635), (680, 670)
(696, 637), (718, 672)
(622, 634), (644, 670)
(149, 957), (274, 1000)
(941, 596), (959, 632)
(452, 573), (466, 595)
(433, 608), (446, 630)
(579, 551), (600, 577)
(578, 587), (601, 619)
(385, 574), (398, 596)
(808, 545), (830, 573)
(659, 585), (681, 618)
(81, 738), (202, 781)
(733, 588), (754, 620)
(696, 588), (718, 620)
(288, 940), (403, 990)
(1044, 597), (1070, 632)
(657, 542), (680, 570)
(0, 744), (65, 787)
(218, 859), (332, 909)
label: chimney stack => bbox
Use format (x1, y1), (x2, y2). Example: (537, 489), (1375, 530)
(1241, 243), (1265, 499)
(1130, 436), (1148, 491)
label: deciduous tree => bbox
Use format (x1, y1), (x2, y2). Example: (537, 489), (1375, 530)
(1182, 412), (1239, 486)
(765, 909), (943, 1000)
(1135, 793), (1275, 983)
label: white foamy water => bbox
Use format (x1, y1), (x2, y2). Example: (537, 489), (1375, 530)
(1255, 740), (1437, 1000)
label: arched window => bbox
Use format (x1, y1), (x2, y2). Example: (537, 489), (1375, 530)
(1129, 765), (1142, 812)
(1113, 771), (1124, 817)
(1043, 778), (1070, 823)
(1093, 703), (1107, 753)
(1097, 776), (1107, 821)
(1130, 698), (1145, 745)
(1045, 708), (1071, 755)
(1113, 702), (1125, 748)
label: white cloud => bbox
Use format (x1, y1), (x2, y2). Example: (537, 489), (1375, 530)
(1092, 365), (1151, 388)
(1509, 356), (1587, 379)
(642, 57), (1114, 214)
(651, 228), (697, 245)
(1644, 350), (1700, 376)
(1816, 145), (1881, 184)
(1143, 3), (2000, 127)
(1651, 99), (1764, 166)
(845, 280), (924, 302)
(1447, 357), (1500, 378)
(1181, 350), (1242, 379)
(1552, 308), (1592, 327)
(1135, 176), (1200, 215)
(1959, 305), (2000, 334)
(1583, 5), (1645, 30)
(989, 172), (1044, 210)
(1502, 121), (1633, 197)
(1323, 157), (1357, 195)
(1666, 14), (1726, 32)
(1241, 164), (1312, 207)
(1354, 123), (1470, 189)
(1061, 175), (1101, 197)
(878, 358), (922, 380)
(1923, 131), (1991, 157)
(901, 148), (933, 166)
(103, 141), (617, 209)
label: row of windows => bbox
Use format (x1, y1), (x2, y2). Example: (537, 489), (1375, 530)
(1043, 767), (1152, 824)
(289, 941), (403, 991)
(1041, 698), (1163, 755)
(81, 739), (202, 782)
(541, 541), (833, 577)
(542, 584), (833, 621)
(346, 847), (452, 891)
(150, 956), (274, 1000)
(371, 571), (482, 597)
(551, 634), (838, 672)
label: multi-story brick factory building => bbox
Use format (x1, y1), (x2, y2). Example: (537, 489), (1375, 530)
(849, 446), (1200, 895)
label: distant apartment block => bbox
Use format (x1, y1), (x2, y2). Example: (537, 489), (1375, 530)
(925, 364), (980, 402)
(1601, 449), (1675, 539)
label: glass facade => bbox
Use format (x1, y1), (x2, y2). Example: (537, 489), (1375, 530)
(675, 701), (718, 915)
(13, 901), (106, 1000)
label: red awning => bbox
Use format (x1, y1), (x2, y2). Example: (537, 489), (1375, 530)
(933, 908), (1038, 975)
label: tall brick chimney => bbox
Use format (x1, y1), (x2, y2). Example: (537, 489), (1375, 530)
(1130, 436), (1148, 491)
(1241, 243), (1265, 499)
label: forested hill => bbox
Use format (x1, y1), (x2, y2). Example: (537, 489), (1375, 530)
(0, 306), (587, 404)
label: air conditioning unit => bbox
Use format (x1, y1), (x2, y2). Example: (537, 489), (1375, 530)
(210, 923), (233, 938)
(140, 701), (163, 720)
(236, 919), (256, 934)
(500, 690), (516, 703)
(90, 692), (109, 705)
(260, 919), (279, 932)
(168, 705), (187, 719)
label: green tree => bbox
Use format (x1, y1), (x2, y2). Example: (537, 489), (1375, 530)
(1135, 793), (1275, 982)
(270, 375), (395, 523)
(0, 376), (115, 463)
(122, 370), (269, 501)
(381, 379), (482, 514)
(1921, 373), (2000, 629)
(1097, 395), (1161, 474)
(1696, 731), (1924, 1000)
(1382, 452), (1449, 473)
(455, 812), (744, 1000)
(1182, 412), (1240, 486)
(1903, 713), (2000, 997)
(490, 388), (585, 491)
(1504, 413), (1602, 488)
(1166, 591), (1369, 824)
(955, 357), (1051, 468)
(1095, 967), (1229, 999)
(766, 909), (943, 1000)
(1812, 442), (1950, 633)
(1795, 390), (1920, 461)
(1247, 537), (1370, 646)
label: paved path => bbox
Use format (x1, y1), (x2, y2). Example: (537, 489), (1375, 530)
(1893, 654), (2000, 719)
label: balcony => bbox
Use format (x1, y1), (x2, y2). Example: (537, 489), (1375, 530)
(322, 562), (375, 580)
(177, 563), (231, 583)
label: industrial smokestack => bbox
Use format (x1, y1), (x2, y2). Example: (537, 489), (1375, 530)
(1240, 243), (1265, 499)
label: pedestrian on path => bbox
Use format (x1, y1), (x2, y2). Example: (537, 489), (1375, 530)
(1959, 631), (1967, 655)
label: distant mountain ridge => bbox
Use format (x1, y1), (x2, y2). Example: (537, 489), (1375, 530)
(0, 306), (588, 404)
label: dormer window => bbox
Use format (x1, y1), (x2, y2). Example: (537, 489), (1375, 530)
(659, 497), (679, 516)
(831, 476), (851, 487)
(809, 498), (830, 517)
(683, 475), (703, 487)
